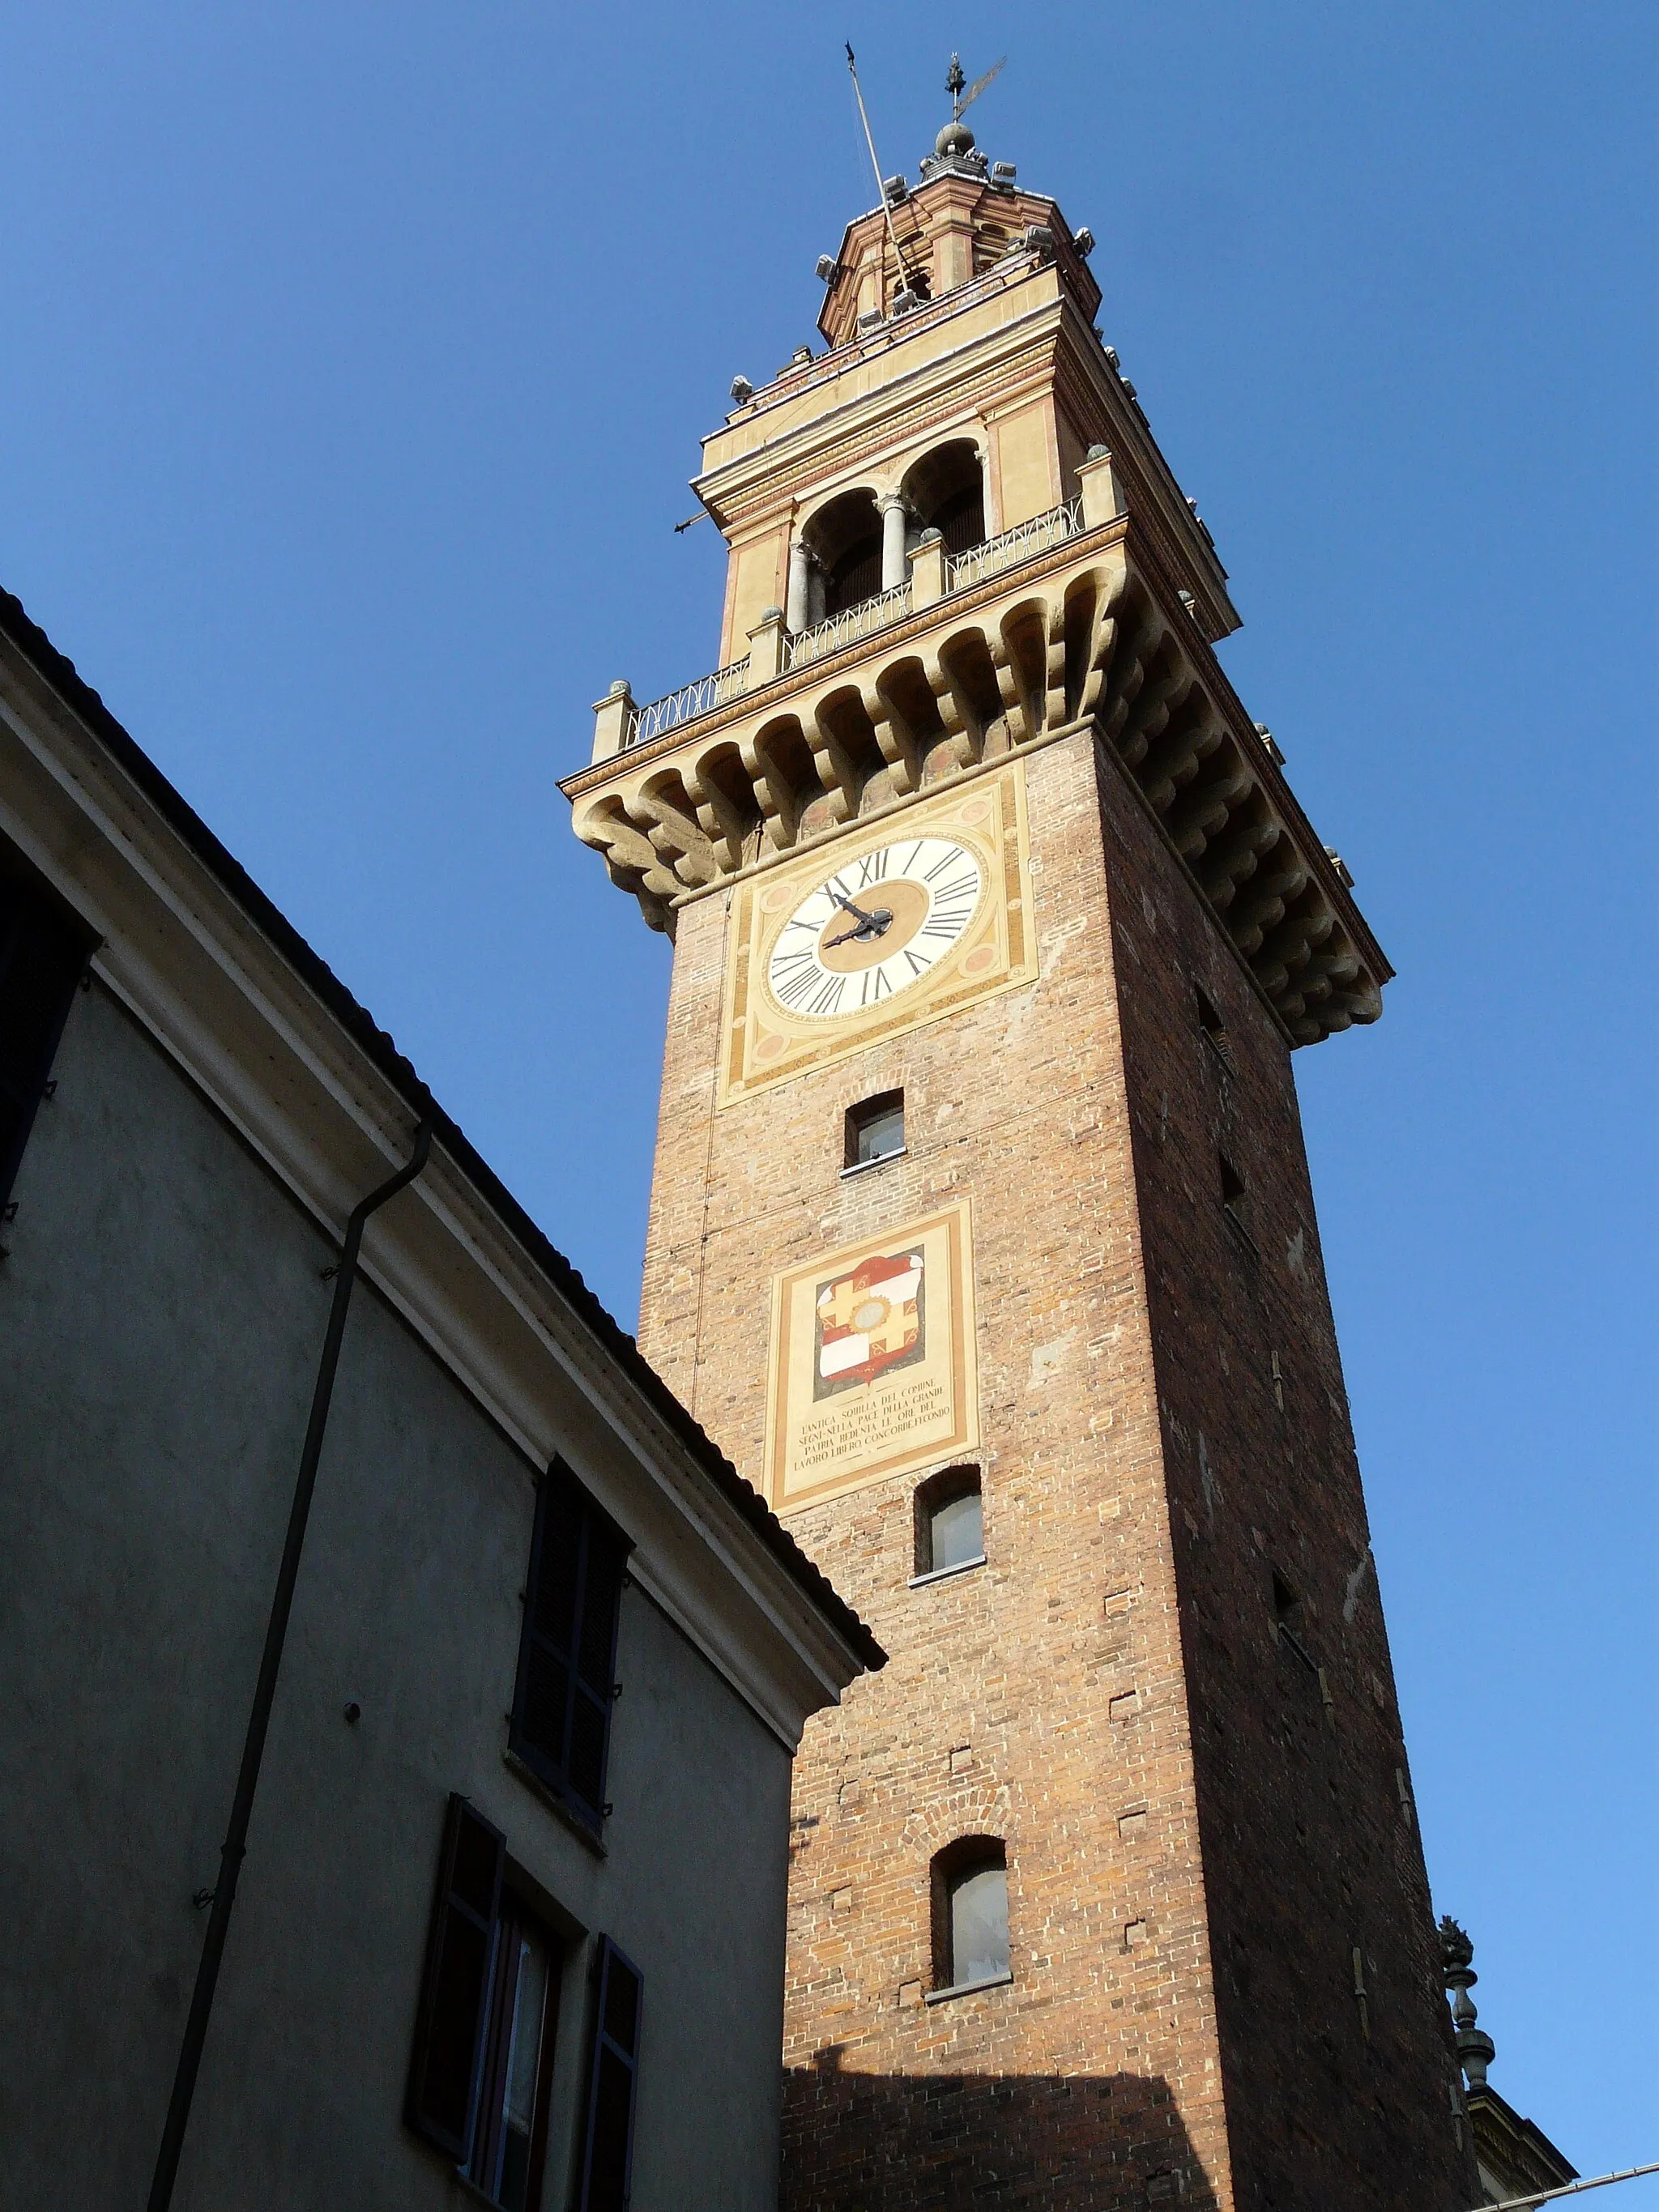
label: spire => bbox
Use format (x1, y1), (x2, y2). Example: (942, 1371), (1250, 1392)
(1440, 1916), (1497, 2091)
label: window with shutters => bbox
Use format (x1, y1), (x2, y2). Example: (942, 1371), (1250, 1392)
(0, 855), (90, 1217)
(578, 1937), (643, 2212)
(510, 1463), (632, 1834)
(406, 1795), (563, 2210)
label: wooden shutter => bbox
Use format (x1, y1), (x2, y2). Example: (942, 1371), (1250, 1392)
(578, 1937), (643, 2212)
(0, 866), (88, 1213)
(511, 1463), (629, 1826)
(407, 1792), (505, 2163)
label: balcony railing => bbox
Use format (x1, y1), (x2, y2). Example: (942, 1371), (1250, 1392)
(616, 497), (1089, 752)
(946, 497), (1084, 592)
(783, 580), (914, 672)
(626, 654), (752, 746)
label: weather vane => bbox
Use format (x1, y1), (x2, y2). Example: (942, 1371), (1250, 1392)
(947, 51), (1005, 126)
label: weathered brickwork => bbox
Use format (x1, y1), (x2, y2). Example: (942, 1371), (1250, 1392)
(635, 730), (1473, 2210)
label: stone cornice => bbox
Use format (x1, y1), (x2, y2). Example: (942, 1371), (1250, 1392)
(0, 598), (883, 1747)
(560, 515), (1390, 1046)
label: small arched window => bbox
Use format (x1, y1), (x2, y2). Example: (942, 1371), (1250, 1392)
(913, 1465), (983, 1581)
(931, 1837), (1010, 1993)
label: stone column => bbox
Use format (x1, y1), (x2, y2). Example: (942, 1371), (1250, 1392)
(879, 493), (910, 594)
(786, 539), (812, 633)
(979, 444), (997, 539)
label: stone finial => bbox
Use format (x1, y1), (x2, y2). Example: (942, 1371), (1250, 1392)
(1440, 1917), (1496, 2092)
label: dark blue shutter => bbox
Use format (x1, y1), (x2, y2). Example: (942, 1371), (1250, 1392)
(578, 1937), (643, 2211)
(407, 1793), (505, 2163)
(511, 1463), (629, 1828)
(0, 865), (89, 1213)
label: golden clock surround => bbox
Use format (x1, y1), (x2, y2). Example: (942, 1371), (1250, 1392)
(716, 761), (1037, 1106)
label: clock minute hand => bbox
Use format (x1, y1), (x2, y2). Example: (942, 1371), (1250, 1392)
(827, 887), (889, 931)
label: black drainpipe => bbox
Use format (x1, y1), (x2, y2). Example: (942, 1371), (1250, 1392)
(146, 1109), (435, 2211)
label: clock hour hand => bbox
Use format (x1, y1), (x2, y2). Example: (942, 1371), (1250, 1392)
(824, 912), (892, 948)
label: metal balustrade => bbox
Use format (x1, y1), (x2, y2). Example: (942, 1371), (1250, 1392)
(946, 497), (1085, 592)
(625, 655), (751, 747)
(618, 497), (1088, 750)
(783, 581), (914, 671)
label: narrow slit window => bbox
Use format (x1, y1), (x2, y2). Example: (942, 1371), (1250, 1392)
(914, 1466), (983, 1578)
(1195, 983), (1234, 1068)
(1218, 1151), (1253, 1245)
(845, 1089), (905, 1170)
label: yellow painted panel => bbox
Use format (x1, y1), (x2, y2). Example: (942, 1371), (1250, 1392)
(994, 402), (1059, 527)
(724, 531), (787, 664)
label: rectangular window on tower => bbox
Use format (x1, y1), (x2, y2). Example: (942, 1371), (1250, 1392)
(510, 1463), (632, 1835)
(843, 1089), (906, 1174)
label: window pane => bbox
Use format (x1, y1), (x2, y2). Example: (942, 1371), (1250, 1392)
(855, 1103), (904, 1164)
(929, 1488), (983, 1571)
(949, 1865), (1009, 1986)
(497, 1931), (549, 2211)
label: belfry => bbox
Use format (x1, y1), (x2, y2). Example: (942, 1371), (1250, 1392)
(562, 72), (1474, 2212)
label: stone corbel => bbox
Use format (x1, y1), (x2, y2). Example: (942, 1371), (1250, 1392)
(805, 702), (860, 825)
(864, 680), (920, 795)
(740, 726), (802, 851)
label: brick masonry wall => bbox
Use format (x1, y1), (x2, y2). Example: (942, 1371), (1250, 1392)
(633, 728), (1473, 2211)
(1095, 741), (1477, 2209)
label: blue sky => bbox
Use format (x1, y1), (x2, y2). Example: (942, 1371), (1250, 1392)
(2, 0), (1653, 2188)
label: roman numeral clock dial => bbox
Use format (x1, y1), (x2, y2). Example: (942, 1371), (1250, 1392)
(719, 766), (1037, 1102)
(766, 838), (983, 1023)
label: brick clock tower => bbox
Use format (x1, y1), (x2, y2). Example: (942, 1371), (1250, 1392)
(561, 100), (1476, 2212)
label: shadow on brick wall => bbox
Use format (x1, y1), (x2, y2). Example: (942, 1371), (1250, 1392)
(782, 2049), (1218, 2212)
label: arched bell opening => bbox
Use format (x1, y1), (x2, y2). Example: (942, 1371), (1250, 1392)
(901, 438), (987, 558)
(800, 488), (885, 622)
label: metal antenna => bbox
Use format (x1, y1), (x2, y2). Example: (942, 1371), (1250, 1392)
(845, 44), (917, 292)
(949, 52), (1006, 123)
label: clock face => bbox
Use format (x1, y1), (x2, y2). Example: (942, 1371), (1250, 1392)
(765, 837), (985, 1023)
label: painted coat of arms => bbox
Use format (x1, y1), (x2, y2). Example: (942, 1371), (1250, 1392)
(813, 1247), (926, 1397)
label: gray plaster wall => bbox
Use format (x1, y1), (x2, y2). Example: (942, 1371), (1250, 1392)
(0, 979), (791, 2210)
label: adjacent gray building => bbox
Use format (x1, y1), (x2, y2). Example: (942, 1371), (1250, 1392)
(0, 588), (882, 2211)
